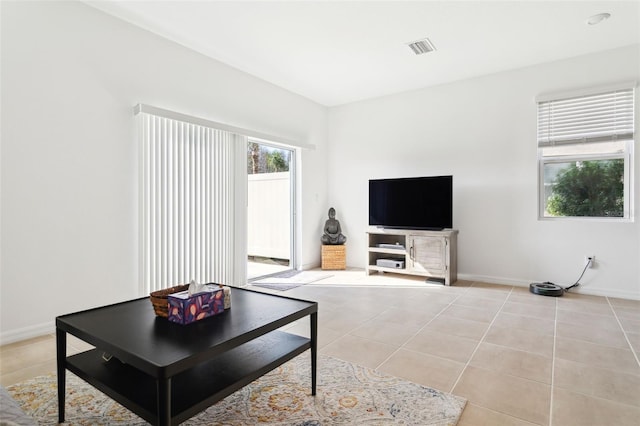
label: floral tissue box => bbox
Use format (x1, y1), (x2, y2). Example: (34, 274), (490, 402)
(167, 286), (226, 325)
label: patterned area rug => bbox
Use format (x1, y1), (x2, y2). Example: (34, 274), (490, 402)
(6, 353), (466, 425)
(250, 271), (333, 291)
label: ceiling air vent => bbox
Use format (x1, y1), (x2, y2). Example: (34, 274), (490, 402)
(407, 38), (436, 55)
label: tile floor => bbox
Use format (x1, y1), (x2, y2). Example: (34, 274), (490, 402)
(1, 269), (639, 425)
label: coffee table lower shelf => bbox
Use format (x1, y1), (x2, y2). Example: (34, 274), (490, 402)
(64, 330), (311, 425)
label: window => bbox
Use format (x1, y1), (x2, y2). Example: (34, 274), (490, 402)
(537, 84), (635, 220)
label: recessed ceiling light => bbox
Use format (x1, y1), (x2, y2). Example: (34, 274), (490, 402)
(587, 13), (611, 25)
(407, 38), (436, 55)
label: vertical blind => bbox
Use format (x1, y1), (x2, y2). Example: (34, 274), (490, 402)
(537, 87), (635, 147)
(138, 111), (240, 293)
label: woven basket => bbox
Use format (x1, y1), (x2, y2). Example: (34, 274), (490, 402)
(149, 284), (190, 317)
(321, 245), (346, 270)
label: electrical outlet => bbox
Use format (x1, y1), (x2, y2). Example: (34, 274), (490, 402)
(584, 255), (595, 268)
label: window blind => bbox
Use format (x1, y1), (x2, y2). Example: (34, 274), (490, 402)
(537, 87), (635, 147)
(137, 111), (243, 293)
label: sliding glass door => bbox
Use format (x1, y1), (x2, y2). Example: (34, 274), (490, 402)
(246, 140), (295, 279)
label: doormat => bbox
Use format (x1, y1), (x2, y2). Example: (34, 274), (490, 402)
(6, 352), (466, 425)
(250, 270), (333, 291)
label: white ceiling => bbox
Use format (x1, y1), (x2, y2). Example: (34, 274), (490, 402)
(87, 1), (640, 106)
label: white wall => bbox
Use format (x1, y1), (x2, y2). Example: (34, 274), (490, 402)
(0, 1), (328, 343)
(328, 45), (640, 300)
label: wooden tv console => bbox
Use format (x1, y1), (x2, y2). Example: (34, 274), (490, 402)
(366, 227), (458, 285)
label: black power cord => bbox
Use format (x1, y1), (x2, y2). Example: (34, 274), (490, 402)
(564, 258), (593, 291)
(530, 258), (593, 297)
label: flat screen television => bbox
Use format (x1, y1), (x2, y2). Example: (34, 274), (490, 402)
(369, 175), (452, 230)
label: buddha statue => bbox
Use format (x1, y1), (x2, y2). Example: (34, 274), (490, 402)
(321, 207), (346, 245)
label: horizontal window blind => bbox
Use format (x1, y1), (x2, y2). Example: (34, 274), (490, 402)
(138, 112), (240, 293)
(537, 87), (634, 147)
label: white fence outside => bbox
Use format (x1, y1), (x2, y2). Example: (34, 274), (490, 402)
(247, 172), (290, 260)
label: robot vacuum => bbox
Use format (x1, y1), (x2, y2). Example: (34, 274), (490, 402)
(529, 282), (564, 297)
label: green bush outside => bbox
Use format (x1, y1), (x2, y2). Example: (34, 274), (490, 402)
(547, 159), (624, 217)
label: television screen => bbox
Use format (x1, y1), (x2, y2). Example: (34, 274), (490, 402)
(369, 175), (452, 230)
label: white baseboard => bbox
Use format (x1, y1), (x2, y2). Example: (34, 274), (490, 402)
(1, 321), (55, 346)
(457, 273), (640, 300)
(564, 286), (640, 301)
(457, 273), (531, 287)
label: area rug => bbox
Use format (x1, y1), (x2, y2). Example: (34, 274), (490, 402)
(6, 352), (466, 425)
(250, 270), (333, 291)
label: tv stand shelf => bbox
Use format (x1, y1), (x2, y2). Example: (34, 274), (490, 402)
(366, 227), (458, 285)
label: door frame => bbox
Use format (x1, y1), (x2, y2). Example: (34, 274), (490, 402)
(246, 138), (297, 279)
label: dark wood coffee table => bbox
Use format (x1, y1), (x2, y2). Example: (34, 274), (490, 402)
(56, 287), (317, 426)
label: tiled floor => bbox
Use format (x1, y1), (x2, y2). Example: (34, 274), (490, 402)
(1, 269), (639, 425)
